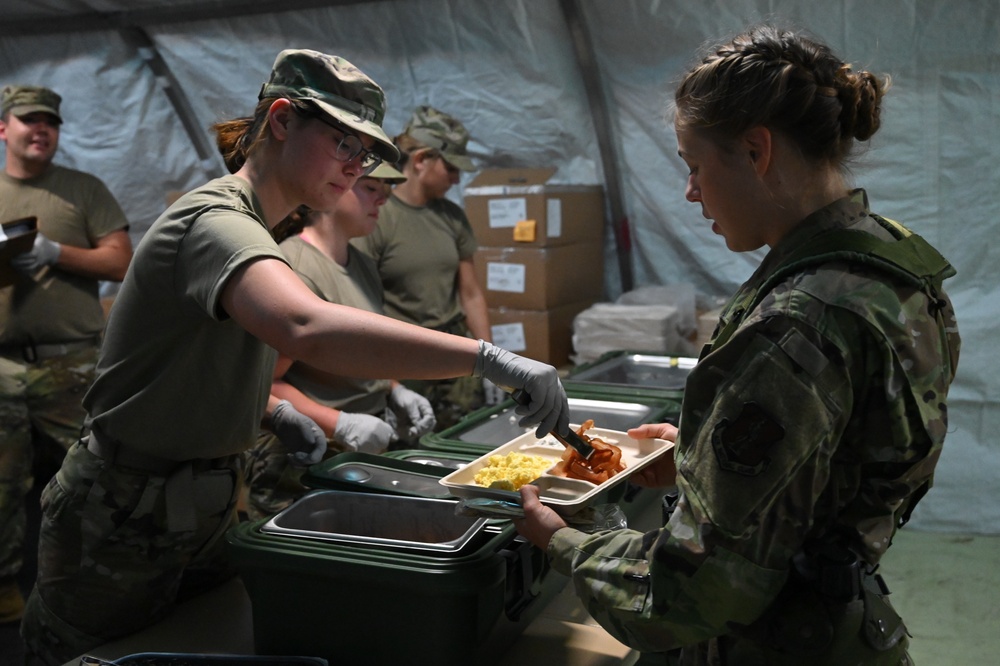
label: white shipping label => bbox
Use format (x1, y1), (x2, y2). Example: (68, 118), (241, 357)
(492, 323), (527, 352)
(488, 197), (527, 228)
(486, 262), (527, 293)
(546, 198), (562, 237)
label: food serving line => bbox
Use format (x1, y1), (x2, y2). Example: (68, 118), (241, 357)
(63, 355), (691, 666)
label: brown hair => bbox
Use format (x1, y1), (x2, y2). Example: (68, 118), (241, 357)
(271, 204), (315, 244)
(213, 98), (315, 173)
(674, 25), (890, 166)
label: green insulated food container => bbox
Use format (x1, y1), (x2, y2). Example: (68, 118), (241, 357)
(300, 451), (456, 498)
(226, 490), (564, 665)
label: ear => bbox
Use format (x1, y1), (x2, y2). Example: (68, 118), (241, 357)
(267, 98), (295, 141)
(742, 126), (772, 177)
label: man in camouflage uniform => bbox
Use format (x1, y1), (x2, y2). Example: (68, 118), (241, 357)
(0, 85), (132, 623)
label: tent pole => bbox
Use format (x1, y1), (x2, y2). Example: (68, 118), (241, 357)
(557, 0), (633, 295)
(119, 27), (226, 182)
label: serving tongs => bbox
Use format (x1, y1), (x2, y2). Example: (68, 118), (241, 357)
(508, 388), (595, 460)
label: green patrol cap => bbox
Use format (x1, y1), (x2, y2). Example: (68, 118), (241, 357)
(1, 85), (62, 122)
(403, 105), (476, 172)
(260, 49), (399, 163)
(367, 161), (406, 183)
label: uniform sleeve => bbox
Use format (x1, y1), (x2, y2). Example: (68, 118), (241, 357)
(545, 315), (856, 653)
(82, 173), (130, 240)
(176, 208), (285, 320)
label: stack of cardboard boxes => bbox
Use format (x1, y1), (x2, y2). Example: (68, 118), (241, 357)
(465, 167), (606, 368)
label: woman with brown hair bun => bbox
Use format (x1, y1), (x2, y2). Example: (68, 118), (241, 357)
(514, 24), (960, 665)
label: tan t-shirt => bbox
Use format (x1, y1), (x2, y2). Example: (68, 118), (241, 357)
(279, 235), (392, 414)
(0, 165), (129, 344)
(353, 195), (477, 329)
(83, 176), (285, 460)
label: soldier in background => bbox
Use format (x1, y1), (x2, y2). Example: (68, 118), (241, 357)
(514, 24), (961, 665)
(0, 85), (132, 625)
(353, 106), (501, 430)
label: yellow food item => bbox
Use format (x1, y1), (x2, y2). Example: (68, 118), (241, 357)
(474, 451), (552, 490)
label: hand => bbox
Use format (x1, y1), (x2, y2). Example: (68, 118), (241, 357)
(388, 385), (436, 439)
(473, 341), (569, 439)
(626, 423), (678, 487)
(514, 484), (568, 550)
(482, 378), (506, 406)
(334, 412), (397, 454)
(12, 233), (61, 274)
(270, 399), (328, 466)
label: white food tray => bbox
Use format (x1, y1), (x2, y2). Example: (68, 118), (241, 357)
(438, 426), (673, 515)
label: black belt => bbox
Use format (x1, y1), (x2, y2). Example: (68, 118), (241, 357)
(0, 337), (98, 363)
(85, 432), (179, 474)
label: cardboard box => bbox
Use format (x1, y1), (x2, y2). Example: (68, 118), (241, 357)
(464, 167), (605, 247)
(474, 242), (605, 310)
(489, 301), (595, 368)
(0, 216), (38, 287)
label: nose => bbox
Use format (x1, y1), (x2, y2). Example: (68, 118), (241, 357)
(341, 154), (365, 178)
(685, 175), (701, 203)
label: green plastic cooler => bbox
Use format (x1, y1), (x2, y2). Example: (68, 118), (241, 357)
(226, 490), (563, 666)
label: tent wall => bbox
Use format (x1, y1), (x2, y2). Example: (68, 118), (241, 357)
(1, 0), (997, 533)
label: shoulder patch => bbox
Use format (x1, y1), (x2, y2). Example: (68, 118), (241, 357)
(711, 402), (785, 476)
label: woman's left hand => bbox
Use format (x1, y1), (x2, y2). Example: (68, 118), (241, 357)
(514, 484), (568, 549)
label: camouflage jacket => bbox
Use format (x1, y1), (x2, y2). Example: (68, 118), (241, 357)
(547, 190), (961, 656)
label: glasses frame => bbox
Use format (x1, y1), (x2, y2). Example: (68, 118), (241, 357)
(310, 113), (383, 176)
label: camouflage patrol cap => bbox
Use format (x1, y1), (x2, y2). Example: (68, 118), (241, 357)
(260, 49), (399, 163)
(1, 85), (62, 122)
(367, 161), (406, 183)
(402, 105), (476, 172)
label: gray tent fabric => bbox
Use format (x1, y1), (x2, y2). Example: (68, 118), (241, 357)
(1, 0), (997, 533)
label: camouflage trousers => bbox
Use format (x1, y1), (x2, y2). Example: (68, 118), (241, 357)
(402, 375), (486, 433)
(243, 431), (320, 522)
(20, 440), (241, 664)
(404, 318), (485, 433)
(0, 345), (97, 581)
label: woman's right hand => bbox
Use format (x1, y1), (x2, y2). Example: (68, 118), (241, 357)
(473, 341), (569, 438)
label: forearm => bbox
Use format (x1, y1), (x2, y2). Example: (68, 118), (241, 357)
(55, 234), (132, 281)
(286, 304), (481, 380)
(461, 291), (492, 342)
(270, 381), (338, 438)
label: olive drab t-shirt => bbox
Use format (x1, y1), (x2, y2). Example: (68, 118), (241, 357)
(83, 175), (286, 461)
(353, 194), (477, 329)
(279, 236), (392, 415)
(0, 165), (129, 345)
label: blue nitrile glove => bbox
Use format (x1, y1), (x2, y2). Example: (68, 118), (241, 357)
(388, 385), (436, 438)
(482, 378), (505, 406)
(472, 340), (569, 438)
(334, 412), (398, 454)
(271, 399), (327, 466)
(12, 233), (61, 273)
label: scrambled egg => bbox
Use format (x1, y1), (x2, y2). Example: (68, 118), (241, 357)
(474, 451), (552, 490)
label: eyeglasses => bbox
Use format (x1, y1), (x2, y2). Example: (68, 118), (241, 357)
(311, 114), (383, 175)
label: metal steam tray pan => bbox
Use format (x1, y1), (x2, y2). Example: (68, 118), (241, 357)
(456, 396), (665, 447)
(567, 353), (698, 390)
(260, 490), (487, 554)
(439, 427), (673, 515)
